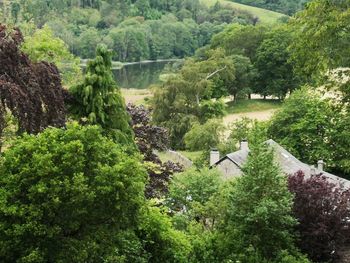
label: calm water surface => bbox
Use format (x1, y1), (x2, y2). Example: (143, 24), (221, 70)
(113, 61), (177, 89)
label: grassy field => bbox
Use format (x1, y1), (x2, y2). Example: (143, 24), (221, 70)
(226, 99), (282, 114)
(201, 0), (286, 24)
(121, 88), (151, 105)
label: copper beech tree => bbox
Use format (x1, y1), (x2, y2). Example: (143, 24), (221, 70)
(0, 25), (66, 137)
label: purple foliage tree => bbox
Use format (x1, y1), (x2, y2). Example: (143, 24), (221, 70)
(288, 171), (350, 262)
(127, 104), (182, 198)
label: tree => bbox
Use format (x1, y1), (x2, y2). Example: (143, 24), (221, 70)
(21, 25), (82, 86)
(127, 104), (183, 198)
(220, 144), (301, 261)
(152, 49), (231, 149)
(268, 87), (350, 178)
(254, 26), (298, 99)
(228, 54), (255, 100)
(0, 123), (147, 262)
(184, 119), (224, 151)
(288, 171), (350, 262)
(211, 24), (267, 62)
(68, 44), (134, 144)
(167, 168), (224, 227)
(138, 204), (192, 263)
(0, 25), (66, 138)
(289, 0), (350, 82)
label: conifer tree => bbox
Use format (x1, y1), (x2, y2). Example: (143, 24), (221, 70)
(69, 44), (134, 144)
(221, 145), (305, 261)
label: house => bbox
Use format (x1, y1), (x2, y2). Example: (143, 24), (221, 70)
(210, 139), (350, 188)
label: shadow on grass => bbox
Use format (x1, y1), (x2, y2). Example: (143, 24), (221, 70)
(226, 99), (282, 114)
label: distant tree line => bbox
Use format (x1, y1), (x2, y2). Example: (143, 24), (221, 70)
(1, 0), (258, 61)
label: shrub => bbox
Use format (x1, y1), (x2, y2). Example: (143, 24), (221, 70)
(0, 123), (146, 262)
(138, 205), (192, 263)
(288, 171), (350, 262)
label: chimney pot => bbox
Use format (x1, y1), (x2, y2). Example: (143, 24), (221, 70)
(310, 165), (316, 175)
(318, 160), (324, 171)
(240, 140), (249, 151)
(210, 149), (220, 166)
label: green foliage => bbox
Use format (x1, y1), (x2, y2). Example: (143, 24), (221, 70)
(211, 23), (267, 61)
(7, 0), (257, 61)
(268, 87), (350, 177)
(217, 117), (268, 156)
(0, 123), (146, 262)
(219, 144), (298, 261)
(254, 26), (298, 98)
(289, 0), (350, 82)
(184, 119), (224, 151)
(152, 49), (231, 149)
(69, 44), (134, 144)
(168, 168), (223, 217)
(138, 204), (192, 263)
(228, 54), (256, 99)
(21, 25), (82, 86)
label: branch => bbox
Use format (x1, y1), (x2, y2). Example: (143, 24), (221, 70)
(206, 66), (227, 80)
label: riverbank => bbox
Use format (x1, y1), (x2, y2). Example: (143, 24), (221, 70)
(80, 58), (183, 70)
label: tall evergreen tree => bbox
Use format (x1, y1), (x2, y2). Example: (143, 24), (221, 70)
(220, 145), (305, 261)
(69, 44), (134, 144)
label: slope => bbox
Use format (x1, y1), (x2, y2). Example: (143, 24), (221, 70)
(202, 0), (286, 24)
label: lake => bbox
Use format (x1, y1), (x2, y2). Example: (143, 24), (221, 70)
(113, 60), (180, 89)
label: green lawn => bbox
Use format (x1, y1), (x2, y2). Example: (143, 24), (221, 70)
(157, 150), (202, 163)
(226, 99), (282, 114)
(178, 151), (202, 161)
(201, 0), (286, 24)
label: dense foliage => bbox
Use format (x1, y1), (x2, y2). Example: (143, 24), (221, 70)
(219, 145), (302, 261)
(268, 88), (350, 178)
(152, 48), (230, 149)
(168, 168), (224, 227)
(0, 124), (146, 262)
(0, 24), (66, 138)
(231, 0), (310, 15)
(21, 25), (82, 86)
(288, 171), (350, 262)
(68, 44), (134, 144)
(127, 104), (182, 198)
(2, 0), (257, 61)
(289, 0), (350, 82)
(184, 119), (224, 151)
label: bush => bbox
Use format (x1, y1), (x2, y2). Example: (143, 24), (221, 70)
(0, 123), (146, 262)
(138, 205), (192, 263)
(288, 171), (350, 262)
(184, 119), (224, 151)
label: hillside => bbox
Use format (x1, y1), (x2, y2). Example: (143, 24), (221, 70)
(202, 0), (286, 24)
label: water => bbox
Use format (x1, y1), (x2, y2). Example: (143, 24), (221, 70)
(113, 60), (178, 89)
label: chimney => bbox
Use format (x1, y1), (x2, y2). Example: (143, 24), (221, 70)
(210, 149), (220, 166)
(317, 160), (324, 171)
(310, 165), (316, 175)
(240, 140), (249, 151)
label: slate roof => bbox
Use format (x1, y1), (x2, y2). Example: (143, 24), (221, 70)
(213, 139), (350, 189)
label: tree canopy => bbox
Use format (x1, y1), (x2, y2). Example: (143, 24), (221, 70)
(0, 24), (66, 137)
(68, 44), (134, 144)
(0, 123), (146, 262)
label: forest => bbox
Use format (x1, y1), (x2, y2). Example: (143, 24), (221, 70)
(0, 0), (257, 61)
(0, 0), (350, 262)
